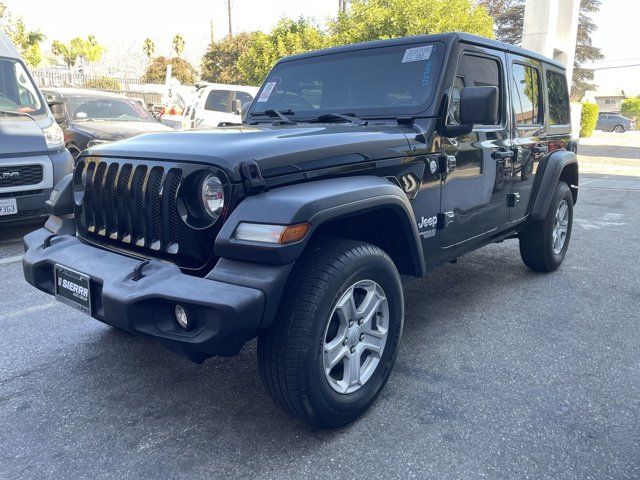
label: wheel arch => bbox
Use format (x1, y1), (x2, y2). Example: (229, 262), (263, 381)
(215, 176), (426, 276)
(530, 150), (578, 221)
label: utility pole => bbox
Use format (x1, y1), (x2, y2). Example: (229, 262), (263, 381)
(223, 0), (233, 38)
(339, 0), (347, 13)
(210, 20), (215, 45)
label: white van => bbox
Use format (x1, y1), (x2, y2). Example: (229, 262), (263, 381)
(0, 32), (73, 225)
(181, 83), (258, 129)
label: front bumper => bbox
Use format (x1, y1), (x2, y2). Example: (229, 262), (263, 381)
(23, 228), (266, 361)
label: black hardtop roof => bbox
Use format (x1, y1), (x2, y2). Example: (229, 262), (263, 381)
(278, 32), (565, 70)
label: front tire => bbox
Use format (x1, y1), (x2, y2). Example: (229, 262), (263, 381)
(614, 125), (625, 133)
(258, 238), (404, 428)
(519, 181), (573, 272)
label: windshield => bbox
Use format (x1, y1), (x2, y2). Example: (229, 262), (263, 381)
(249, 42), (444, 120)
(0, 57), (45, 115)
(65, 96), (155, 122)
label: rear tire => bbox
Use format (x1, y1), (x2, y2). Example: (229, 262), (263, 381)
(257, 238), (404, 428)
(519, 181), (573, 272)
(614, 125), (625, 133)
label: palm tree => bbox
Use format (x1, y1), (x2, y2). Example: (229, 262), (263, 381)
(143, 38), (155, 59)
(172, 34), (185, 57)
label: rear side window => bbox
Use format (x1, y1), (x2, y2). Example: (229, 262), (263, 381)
(511, 64), (542, 125)
(546, 70), (569, 125)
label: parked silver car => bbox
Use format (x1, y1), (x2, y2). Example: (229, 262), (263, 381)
(596, 113), (635, 133)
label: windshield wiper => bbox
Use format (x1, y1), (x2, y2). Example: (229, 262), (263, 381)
(313, 112), (367, 126)
(0, 109), (36, 122)
(249, 109), (296, 125)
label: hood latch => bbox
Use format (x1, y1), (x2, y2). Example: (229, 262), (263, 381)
(240, 160), (266, 195)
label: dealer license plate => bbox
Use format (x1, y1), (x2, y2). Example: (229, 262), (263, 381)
(54, 265), (92, 315)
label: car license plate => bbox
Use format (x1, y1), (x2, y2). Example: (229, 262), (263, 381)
(0, 198), (17, 216)
(54, 265), (92, 315)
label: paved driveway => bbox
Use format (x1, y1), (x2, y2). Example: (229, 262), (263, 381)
(1, 173), (639, 480)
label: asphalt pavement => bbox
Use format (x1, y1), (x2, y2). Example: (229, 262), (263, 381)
(1, 171), (639, 480)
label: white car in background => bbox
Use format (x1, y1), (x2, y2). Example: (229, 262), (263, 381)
(181, 83), (258, 129)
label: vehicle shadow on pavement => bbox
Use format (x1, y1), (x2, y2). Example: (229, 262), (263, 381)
(578, 144), (640, 160)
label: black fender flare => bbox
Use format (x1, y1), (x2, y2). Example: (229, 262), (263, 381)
(530, 149), (578, 221)
(215, 176), (425, 275)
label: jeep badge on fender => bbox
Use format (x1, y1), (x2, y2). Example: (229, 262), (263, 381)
(23, 33), (577, 428)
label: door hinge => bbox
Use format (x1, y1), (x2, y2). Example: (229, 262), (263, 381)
(437, 211), (455, 230)
(507, 192), (520, 207)
(240, 160), (266, 195)
(438, 154), (457, 176)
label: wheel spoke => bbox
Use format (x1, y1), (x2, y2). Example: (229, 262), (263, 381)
(334, 288), (357, 324)
(360, 331), (384, 355)
(324, 341), (347, 371)
(344, 351), (362, 388)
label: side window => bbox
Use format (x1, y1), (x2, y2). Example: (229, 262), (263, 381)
(546, 70), (569, 125)
(204, 90), (233, 113)
(448, 54), (501, 126)
(511, 64), (542, 125)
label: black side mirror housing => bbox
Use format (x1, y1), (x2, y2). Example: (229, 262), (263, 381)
(459, 86), (499, 126)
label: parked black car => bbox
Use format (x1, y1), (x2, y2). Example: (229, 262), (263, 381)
(24, 33), (578, 428)
(42, 88), (172, 159)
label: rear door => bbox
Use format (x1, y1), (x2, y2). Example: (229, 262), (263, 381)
(507, 56), (547, 222)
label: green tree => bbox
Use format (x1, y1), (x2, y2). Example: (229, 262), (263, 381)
(477, 0), (524, 45)
(143, 38), (155, 59)
(201, 32), (259, 84)
(141, 56), (197, 85)
(172, 34), (185, 57)
(0, 3), (44, 67)
(329, 0), (494, 45)
(572, 0), (604, 100)
(52, 36), (104, 69)
(238, 18), (330, 86)
(621, 97), (640, 121)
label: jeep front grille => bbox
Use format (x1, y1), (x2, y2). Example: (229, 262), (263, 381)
(73, 157), (224, 271)
(0, 164), (43, 188)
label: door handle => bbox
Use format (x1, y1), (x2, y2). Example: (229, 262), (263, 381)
(491, 149), (514, 160)
(531, 145), (548, 155)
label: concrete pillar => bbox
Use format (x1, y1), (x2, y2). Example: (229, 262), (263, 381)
(522, 0), (580, 93)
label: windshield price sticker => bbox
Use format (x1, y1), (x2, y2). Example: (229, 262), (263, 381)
(402, 45), (433, 63)
(257, 82), (277, 102)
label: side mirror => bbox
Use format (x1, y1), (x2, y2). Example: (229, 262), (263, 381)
(45, 93), (65, 123)
(459, 86), (499, 126)
(231, 99), (242, 116)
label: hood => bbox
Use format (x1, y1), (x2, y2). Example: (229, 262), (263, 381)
(0, 117), (47, 156)
(87, 123), (413, 181)
(72, 120), (172, 141)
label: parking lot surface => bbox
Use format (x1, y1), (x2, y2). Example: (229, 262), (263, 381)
(1, 170), (639, 480)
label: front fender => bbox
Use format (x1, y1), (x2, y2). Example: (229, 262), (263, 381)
(215, 176), (425, 274)
(530, 149), (578, 221)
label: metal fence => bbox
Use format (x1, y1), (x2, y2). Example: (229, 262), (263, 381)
(31, 70), (163, 107)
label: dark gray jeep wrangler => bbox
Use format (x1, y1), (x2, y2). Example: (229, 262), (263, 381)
(23, 33), (578, 427)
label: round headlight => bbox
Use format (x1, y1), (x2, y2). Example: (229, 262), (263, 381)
(200, 174), (224, 220)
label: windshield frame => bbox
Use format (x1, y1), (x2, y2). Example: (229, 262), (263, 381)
(248, 40), (447, 122)
(0, 56), (48, 117)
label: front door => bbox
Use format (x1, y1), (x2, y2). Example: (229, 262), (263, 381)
(507, 56), (548, 222)
(438, 49), (511, 249)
